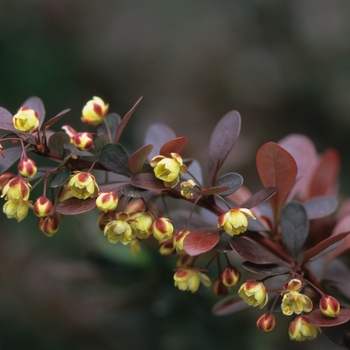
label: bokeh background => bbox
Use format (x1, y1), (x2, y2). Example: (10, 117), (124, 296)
(1, 0), (350, 349)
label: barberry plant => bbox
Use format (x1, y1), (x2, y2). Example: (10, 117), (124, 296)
(1, 96), (350, 347)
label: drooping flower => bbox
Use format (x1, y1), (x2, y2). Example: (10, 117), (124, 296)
(3, 199), (29, 222)
(289, 315), (320, 341)
(220, 265), (241, 287)
(95, 191), (119, 212)
(2, 177), (31, 201)
(319, 295), (340, 318)
(81, 96), (109, 126)
(103, 212), (134, 245)
(128, 211), (153, 239)
(33, 196), (53, 217)
(218, 208), (256, 236)
(174, 267), (211, 293)
(12, 106), (40, 133)
(238, 280), (268, 308)
(38, 212), (62, 236)
(150, 153), (187, 188)
(281, 279), (313, 316)
(256, 313), (276, 332)
(66, 171), (99, 200)
(212, 278), (230, 297)
(74, 132), (94, 151)
(151, 217), (174, 242)
(173, 229), (191, 253)
(18, 157), (37, 178)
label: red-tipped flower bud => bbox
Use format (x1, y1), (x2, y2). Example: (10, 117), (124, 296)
(95, 191), (119, 212)
(151, 217), (174, 242)
(256, 313), (276, 332)
(212, 278), (230, 297)
(319, 295), (340, 318)
(33, 196), (53, 217)
(18, 157), (37, 178)
(12, 106), (39, 133)
(220, 265), (241, 287)
(74, 132), (93, 151)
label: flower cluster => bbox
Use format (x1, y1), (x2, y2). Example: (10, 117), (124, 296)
(1, 95), (350, 347)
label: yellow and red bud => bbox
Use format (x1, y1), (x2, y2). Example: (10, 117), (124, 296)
(218, 208), (256, 236)
(238, 280), (268, 309)
(81, 96), (109, 126)
(173, 229), (190, 253)
(0, 172), (16, 190)
(67, 171), (99, 199)
(61, 125), (77, 142)
(158, 239), (176, 258)
(3, 199), (29, 222)
(220, 265), (241, 287)
(256, 313), (276, 332)
(38, 212), (62, 236)
(12, 106), (40, 133)
(151, 217), (174, 242)
(95, 191), (119, 212)
(18, 157), (37, 178)
(1, 176), (31, 201)
(33, 196), (53, 217)
(289, 315), (320, 341)
(212, 278), (230, 297)
(74, 132), (94, 151)
(319, 295), (340, 318)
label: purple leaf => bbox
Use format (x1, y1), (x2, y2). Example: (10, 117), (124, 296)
(208, 111), (241, 185)
(128, 144), (154, 174)
(48, 132), (70, 156)
(0, 147), (22, 173)
(303, 196), (338, 219)
(120, 184), (149, 198)
(129, 172), (165, 190)
(213, 172), (243, 196)
(56, 197), (96, 215)
(280, 201), (309, 262)
(242, 261), (290, 276)
(241, 186), (277, 208)
(159, 137), (188, 156)
(309, 308), (350, 327)
(99, 143), (130, 176)
(114, 96), (143, 143)
(183, 230), (220, 256)
(0, 107), (16, 132)
(198, 186), (230, 196)
(212, 296), (251, 316)
(43, 108), (71, 132)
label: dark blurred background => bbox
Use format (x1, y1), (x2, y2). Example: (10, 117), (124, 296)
(1, 0), (350, 349)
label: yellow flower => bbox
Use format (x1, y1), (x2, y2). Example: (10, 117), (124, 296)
(3, 199), (29, 222)
(256, 313), (276, 332)
(74, 132), (94, 151)
(151, 217), (174, 242)
(103, 212), (134, 245)
(180, 179), (196, 199)
(81, 96), (109, 126)
(289, 316), (320, 341)
(218, 208), (256, 235)
(281, 279), (313, 316)
(2, 177), (31, 201)
(238, 280), (268, 308)
(128, 211), (153, 239)
(95, 191), (119, 212)
(150, 153), (187, 188)
(173, 229), (191, 253)
(12, 106), (40, 133)
(67, 171), (99, 199)
(319, 295), (340, 318)
(173, 267), (211, 293)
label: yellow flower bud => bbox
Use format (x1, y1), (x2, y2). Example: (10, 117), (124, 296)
(256, 313), (276, 332)
(158, 239), (176, 258)
(151, 217), (174, 242)
(212, 278), (230, 297)
(150, 153), (187, 188)
(2, 177), (31, 201)
(95, 191), (119, 212)
(33, 196), (53, 217)
(12, 106), (40, 133)
(0, 173), (16, 190)
(220, 265), (241, 287)
(74, 132), (94, 151)
(173, 229), (191, 253)
(81, 96), (109, 126)
(289, 315), (320, 341)
(319, 295), (340, 318)
(38, 212), (62, 236)
(3, 199), (29, 222)
(218, 208), (256, 236)
(174, 267), (211, 293)
(238, 280), (268, 309)
(18, 157), (37, 178)
(67, 171), (99, 199)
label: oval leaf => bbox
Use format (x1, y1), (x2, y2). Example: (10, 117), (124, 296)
(114, 96), (143, 143)
(256, 142), (297, 225)
(303, 196), (338, 219)
(208, 111), (241, 184)
(303, 230), (350, 263)
(159, 137), (188, 156)
(43, 108), (71, 131)
(21, 96), (45, 127)
(213, 172), (243, 196)
(0, 107), (16, 132)
(280, 201), (309, 262)
(198, 186), (230, 196)
(48, 132), (70, 156)
(94, 134), (110, 153)
(240, 187), (277, 209)
(212, 296), (251, 316)
(0, 147), (22, 173)
(309, 308), (350, 327)
(230, 235), (289, 265)
(183, 230), (220, 256)
(145, 123), (177, 160)
(128, 144), (154, 174)
(99, 143), (130, 176)
(97, 113), (121, 141)
(129, 172), (165, 190)
(242, 261), (290, 276)
(121, 184), (149, 198)
(50, 168), (71, 188)
(214, 232), (233, 253)
(56, 197), (96, 215)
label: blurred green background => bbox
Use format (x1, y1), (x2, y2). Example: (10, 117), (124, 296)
(1, 0), (350, 349)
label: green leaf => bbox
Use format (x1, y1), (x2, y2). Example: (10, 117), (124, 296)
(99, 143), (131, 176)
(50, 168), (71, 188)
(280, 201), (309, 262)
(94, 134), (110, 153)
(213, 172), (243, 196)
(97, 113), (121, 141)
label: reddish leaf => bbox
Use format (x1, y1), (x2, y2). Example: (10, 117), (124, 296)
(128, 144), (154, 174)
(208, 111), (241, 185)
(242, 261), (290, 276)
(183, 230), (220, 256)
(159, 137), (188, 156)
(129, 172), (165, 190)
(56, 197), (96, 215)
(240, 186), (277, 208)
(198, 186), (230, 196)
(212, 296), (251, 316)
(0, 147), (22, 173)
(21, 96), (45, 127)
(304, 196), (338, 219)
(0, 107), (16, 132)
(230, 235), (289, 266)
(303, 230), (350, 263)
(308, 149), (340, 198)
(256, 142), (297, 225)
(43, 108), (71, 131)
(309, 308), (350, 327)
(121, 184), (149, 198)
(114, 96), (143, 143)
